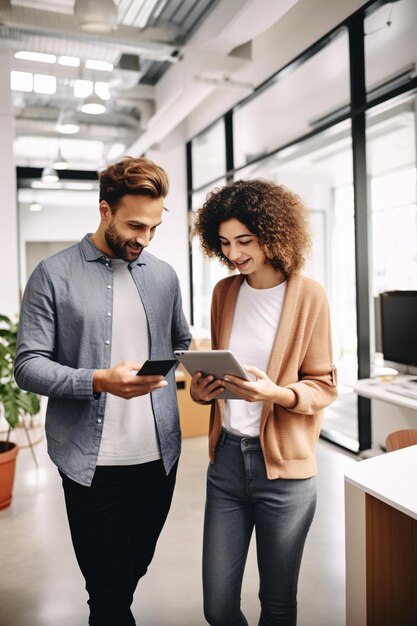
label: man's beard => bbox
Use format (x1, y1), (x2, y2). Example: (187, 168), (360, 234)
(104, 222), (143, 262)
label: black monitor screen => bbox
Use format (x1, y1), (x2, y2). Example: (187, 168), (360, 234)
(380, 291), (417, 367)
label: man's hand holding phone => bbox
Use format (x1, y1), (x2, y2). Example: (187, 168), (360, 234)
(93, 360), (170, 399)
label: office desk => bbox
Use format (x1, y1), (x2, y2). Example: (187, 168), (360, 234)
(352, 376), (417, 450)
(345, 445), (417, 626)
(176, 368), (210, 438)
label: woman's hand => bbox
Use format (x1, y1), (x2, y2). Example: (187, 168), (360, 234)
(222, 365), (297, 408)
(190, 371), (225, 403)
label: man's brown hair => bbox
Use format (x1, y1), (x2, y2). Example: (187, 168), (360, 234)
(99, 156), (169, 212)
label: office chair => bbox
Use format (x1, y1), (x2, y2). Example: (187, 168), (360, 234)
(385, 428), (417, 452)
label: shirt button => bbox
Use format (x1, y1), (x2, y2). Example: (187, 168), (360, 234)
(107, 285), (112, 289)
(97, 418), (102, 424)
(105, 263), (109, 267)
(107, 312), (111, 317)
(105, 340), (110, 345)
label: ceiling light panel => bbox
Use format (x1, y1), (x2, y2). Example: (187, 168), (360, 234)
(85, 60), (113, 72)
(58, 56), (81, 67)
(74, 79), (94, 98)
(31, 181), (63, 189)
(15, 51), (56, 63)
(94, 82), (111, 100)
(33, 74), (57, 94)
(11, 70), (33, 92)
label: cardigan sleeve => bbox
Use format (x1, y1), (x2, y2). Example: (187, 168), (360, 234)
(284, 294), (338, 415)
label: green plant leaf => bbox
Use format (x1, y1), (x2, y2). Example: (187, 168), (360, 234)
(0, 313), (40, 429)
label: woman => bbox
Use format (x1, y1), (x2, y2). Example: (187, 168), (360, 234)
(190, 178), (338, 626)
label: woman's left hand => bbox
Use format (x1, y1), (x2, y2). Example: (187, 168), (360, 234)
(223, 366), (297, 408)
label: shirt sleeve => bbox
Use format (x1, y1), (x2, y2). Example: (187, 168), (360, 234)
(14, 262), (96, 399)
(171, 273), (192, 352)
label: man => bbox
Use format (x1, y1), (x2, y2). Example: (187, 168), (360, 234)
(14, 156), (191, 625)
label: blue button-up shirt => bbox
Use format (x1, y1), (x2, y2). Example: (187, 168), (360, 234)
(14, 235), (191, 486)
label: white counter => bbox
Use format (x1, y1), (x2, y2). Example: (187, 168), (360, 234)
(344, 445), (417, 625)
(345, 444), (417, 520)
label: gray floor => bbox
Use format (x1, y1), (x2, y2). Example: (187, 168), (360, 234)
(0, 424), (358, 626)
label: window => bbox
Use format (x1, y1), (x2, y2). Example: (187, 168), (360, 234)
(191, 119), (226, 189)
(233, 29), (350, 169)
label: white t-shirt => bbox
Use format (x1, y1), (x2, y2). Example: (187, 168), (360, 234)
(223, 278), (287, 437)
(97, 259), (161, 465)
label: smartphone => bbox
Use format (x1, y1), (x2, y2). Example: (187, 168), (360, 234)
(136, 359), (177, 377)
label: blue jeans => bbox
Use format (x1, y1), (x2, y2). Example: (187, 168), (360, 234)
(203, 429), (316, 626)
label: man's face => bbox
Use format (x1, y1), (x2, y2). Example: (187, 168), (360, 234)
(102, 194), (164, 262)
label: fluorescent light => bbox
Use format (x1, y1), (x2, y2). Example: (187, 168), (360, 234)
(29, 202), (42, 212)
(58, 56), (80, 67)
(65, 182), (96, 190)
(85, 59), (113, 72)
(10, 70), (33, 92)
(31, 181), (62, 189)
(15, 51), (56, 64)
(41, 166), (59, 183)
(56, 110), (80, 135)
(34, 74), (56, 95)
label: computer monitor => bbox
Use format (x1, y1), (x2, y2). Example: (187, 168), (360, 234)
(379, 290), (417, 367)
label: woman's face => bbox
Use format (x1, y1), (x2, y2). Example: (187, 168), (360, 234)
(218, 218), (267, 278)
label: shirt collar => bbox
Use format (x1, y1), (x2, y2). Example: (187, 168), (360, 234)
(81, 234), (147, 267)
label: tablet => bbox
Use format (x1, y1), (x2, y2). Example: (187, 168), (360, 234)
(174, 349), (251, 400)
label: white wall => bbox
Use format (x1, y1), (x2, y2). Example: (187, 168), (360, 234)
(147, 133), (190, 319)
(0, 51), (19, 317)
(18, 189), (98, 289)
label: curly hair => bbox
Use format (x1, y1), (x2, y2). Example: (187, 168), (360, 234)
(193, 178), (311, 276)
(99, 156), (169, 212)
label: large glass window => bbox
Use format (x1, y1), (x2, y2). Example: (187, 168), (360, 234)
(233, 29), (350, 169)
(187, 0), (417, 452)
(365, 0), (417, 99)
(190, 180), (229, 334)
(238, 121), (358, 445)
(191, 119), (226, 189)
(366, 94), (417, 368)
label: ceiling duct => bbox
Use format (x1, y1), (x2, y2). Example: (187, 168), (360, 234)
(0, 5), (180, 63)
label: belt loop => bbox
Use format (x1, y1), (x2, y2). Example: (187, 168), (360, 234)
(219, 428), (227, 449)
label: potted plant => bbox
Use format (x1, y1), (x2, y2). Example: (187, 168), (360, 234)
(0, 313), (40, 510)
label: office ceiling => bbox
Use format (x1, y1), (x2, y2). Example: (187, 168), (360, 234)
(1, 0), (231, 169)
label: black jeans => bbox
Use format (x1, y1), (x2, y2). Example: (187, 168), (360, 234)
(60, 459), (178, 626)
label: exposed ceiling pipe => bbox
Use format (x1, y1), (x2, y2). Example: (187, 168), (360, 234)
(0, 5), (181, 62)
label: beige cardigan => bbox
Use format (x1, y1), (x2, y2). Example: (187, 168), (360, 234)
(208, 273), (338, 479)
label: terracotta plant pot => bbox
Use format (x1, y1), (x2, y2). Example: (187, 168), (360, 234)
(0, 441), (19, 511)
